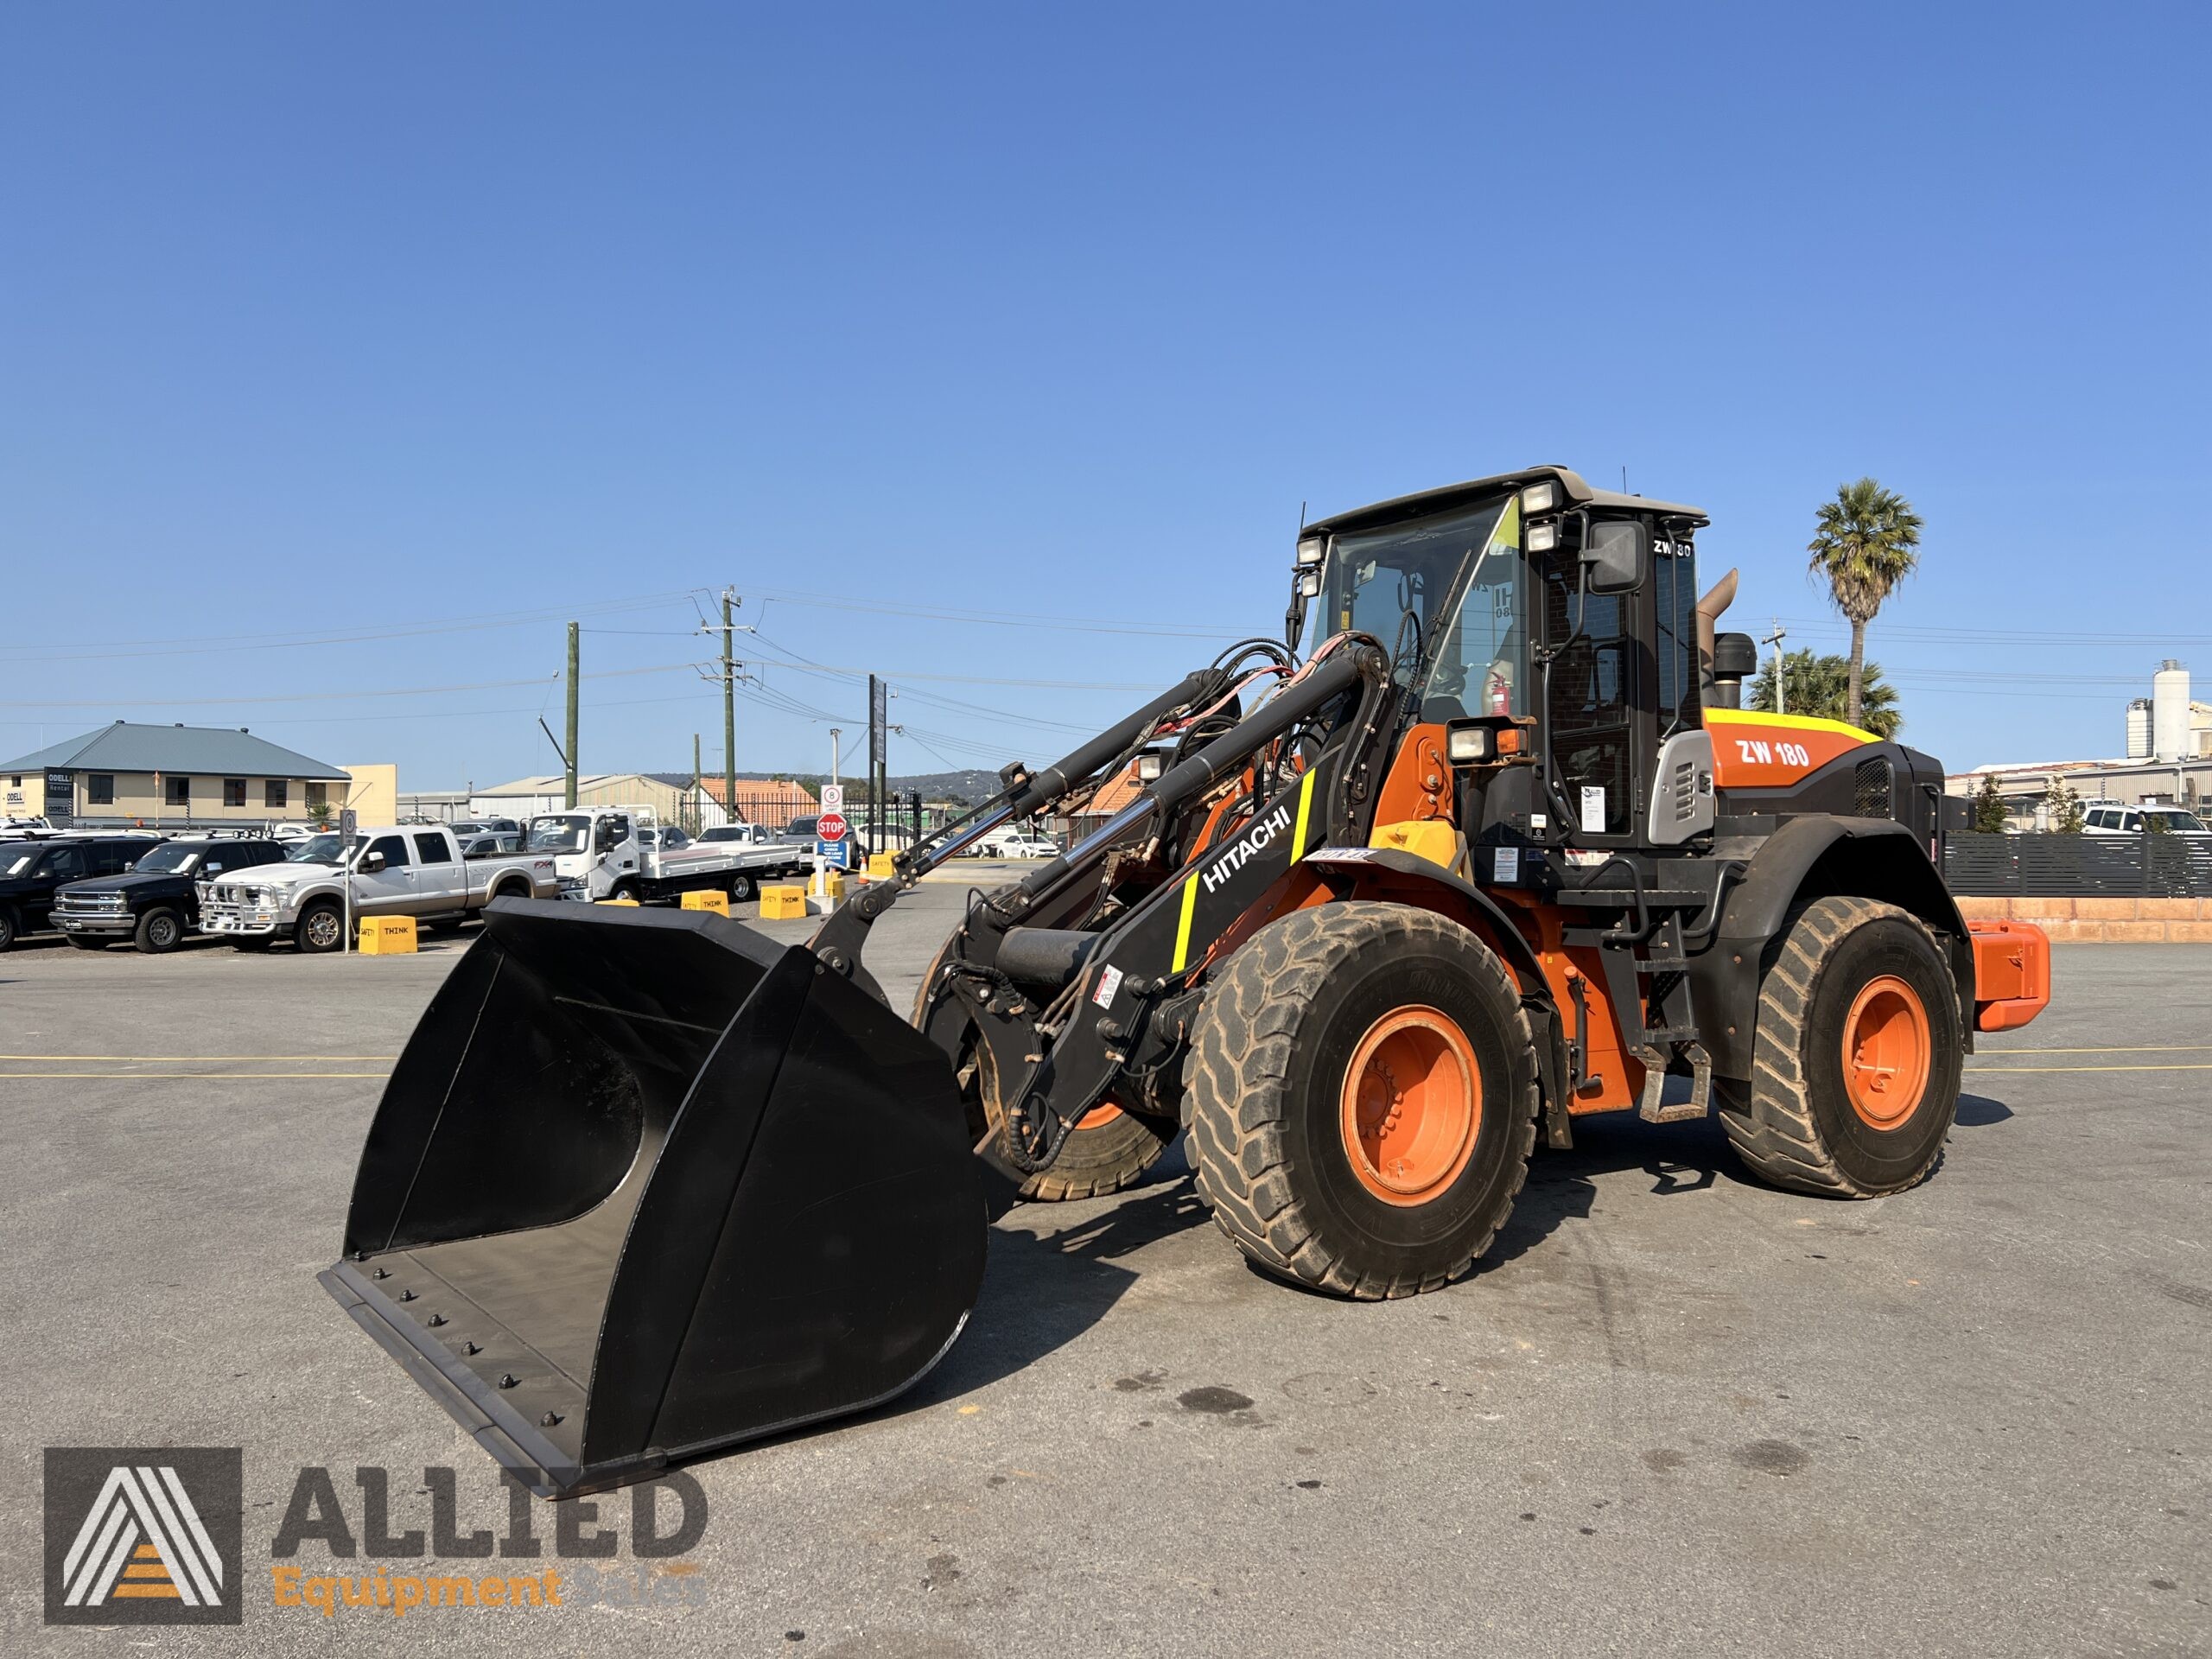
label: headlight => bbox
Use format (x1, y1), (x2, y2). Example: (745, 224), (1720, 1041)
(1526, 520), (1559, 554)
(1446, 727), (1497, 765)
(1135, 752), (1164, 782)
(1297, 569), (1323, 598)
(1295, 534), (1326, 568)
(1521, 481), (1557, 515)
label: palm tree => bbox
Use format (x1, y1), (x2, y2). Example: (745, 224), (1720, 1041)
(1808, 478), (1923, 728)
(1748, 649), (1903, 738)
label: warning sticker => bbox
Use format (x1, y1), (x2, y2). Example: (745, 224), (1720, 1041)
(1091, 963), (1124, 1009)
(1580, 786), (1606, 836)
(1492, 846), (1520, 884)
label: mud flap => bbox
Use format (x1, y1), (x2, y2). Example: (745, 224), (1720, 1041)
(321, 898), (986, 1497)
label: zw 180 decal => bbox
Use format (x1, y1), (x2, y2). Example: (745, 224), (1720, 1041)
(1706, 711), (1875, 790)
(1732, 736), (1812, 768)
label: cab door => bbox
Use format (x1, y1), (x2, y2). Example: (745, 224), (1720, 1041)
(411, 831), (466, 914)
(351, 834), (416, 913)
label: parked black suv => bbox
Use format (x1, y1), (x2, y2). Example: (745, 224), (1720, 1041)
(0, 835), (162, 951)
(53, 836), (289, 954)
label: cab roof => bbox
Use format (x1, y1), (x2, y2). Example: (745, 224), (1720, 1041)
(1304, 466), (1708, 540)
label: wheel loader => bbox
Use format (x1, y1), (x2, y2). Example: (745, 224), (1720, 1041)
(321, 465), (2052, 1496)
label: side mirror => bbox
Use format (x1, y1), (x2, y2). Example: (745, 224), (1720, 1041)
(359, 851), (386, 874)
(1583, 520), (1647, 593)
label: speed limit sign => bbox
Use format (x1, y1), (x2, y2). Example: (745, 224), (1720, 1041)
(821, 784), (844, 813)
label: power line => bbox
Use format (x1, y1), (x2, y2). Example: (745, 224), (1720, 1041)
(0, 589), (708, 664)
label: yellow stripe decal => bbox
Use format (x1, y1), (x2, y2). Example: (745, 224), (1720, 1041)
(1292, 768), (1316, 860)
(1704, 706), (1879, 743)
(1172, 871), (1201, 974)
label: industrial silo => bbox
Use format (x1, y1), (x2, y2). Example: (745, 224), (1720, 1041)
(2126, 698), (2152, 760)
(2153, 661), (2190, 761)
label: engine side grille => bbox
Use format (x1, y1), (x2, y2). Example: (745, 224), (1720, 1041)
(1854, 757), (1895, 818)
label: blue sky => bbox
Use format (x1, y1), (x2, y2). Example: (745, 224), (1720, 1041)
(3, 3), (2206, 787)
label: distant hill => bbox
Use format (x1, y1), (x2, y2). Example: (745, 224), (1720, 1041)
(733, 768), (1001, 805)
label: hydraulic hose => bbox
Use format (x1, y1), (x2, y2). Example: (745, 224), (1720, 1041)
(1006, 668), (1230, 820)
(1015, 647), (1375, 899)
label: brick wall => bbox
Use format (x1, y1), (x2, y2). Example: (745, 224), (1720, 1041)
(1955, 895), (2212, 943)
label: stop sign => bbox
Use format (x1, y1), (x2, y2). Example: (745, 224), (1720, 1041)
(817, 811), (849, 842)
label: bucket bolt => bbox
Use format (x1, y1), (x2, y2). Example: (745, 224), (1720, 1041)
(397, 1289), (416, 1302)
(498, 1374), (520, 1389)
(372, 1268), (390, 1280)
(462, 1342), (481, 1356)
(426, 1313), (446, 1327)
(538, 1412), (563, 1427)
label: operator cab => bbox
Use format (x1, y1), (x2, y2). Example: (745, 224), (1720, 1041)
(1295, 466), (1709, 856)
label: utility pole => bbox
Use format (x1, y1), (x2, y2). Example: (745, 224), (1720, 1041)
(829, 728), (842, 787)
(868, 674), (885, 853)
(692, 732), (702, 831)
(721, 590), (738, 830)
(1762, 620), (1788, 715)
(564, 621), (580, 808)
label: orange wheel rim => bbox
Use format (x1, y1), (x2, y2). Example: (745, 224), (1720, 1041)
(1074, 1101), (1124, 1130)
(1841, 975), (1931, 1130)
(1338, 1007), (1481, 1206)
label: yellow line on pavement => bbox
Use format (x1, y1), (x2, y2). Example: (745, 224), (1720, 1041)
(1964, 1064), (2212, 1073)
(0, 1054), (397, 1062)
(1980, 1045), (2212, 1054)
(0, 1071), (391, 1080)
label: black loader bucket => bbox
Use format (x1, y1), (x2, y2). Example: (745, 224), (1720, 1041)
(319, 899), (986, 1497)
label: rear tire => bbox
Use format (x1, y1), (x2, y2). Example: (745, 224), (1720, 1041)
(911, 934), (1173, 1201)
(67, 935), (108, 950)
(1717, 895), (1962, 1198)
(1185, 901), (1538, 1299)
(0, 909), (16, 952)
(134, 907), (184, 954)
(729, 874), (754, 901)
(295, 900), (345, 954)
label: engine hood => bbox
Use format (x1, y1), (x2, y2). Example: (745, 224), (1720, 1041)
(61, 872), (193, 897)
(214, 861), (336, 892)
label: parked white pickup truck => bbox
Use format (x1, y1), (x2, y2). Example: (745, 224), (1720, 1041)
(525, 806), (815, 902)
(200, 827), (559, 952)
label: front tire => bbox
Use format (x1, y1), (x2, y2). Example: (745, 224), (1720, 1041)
(912, 934), (1173, 1201)
(134, 907), (184, 954)
(67, 935), (109, 951)
(1185, 901), (1538, 1300)
(0, 909), (16, 952)
(1716, 895), (1963, 1197)
(729, 874), (755, 901)
(295, 901), (346, 954)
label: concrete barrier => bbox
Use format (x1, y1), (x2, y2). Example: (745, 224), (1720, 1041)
(358, 916), (417, 955)
(681, 889), (731, 918)
(1953, 894), (2212, 942)
(760, 886), (808, 920)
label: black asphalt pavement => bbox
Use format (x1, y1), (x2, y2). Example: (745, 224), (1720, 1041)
(2, 892), (2204, 1656)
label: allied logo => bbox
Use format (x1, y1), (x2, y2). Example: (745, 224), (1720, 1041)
(44, 1448), (243, 1626)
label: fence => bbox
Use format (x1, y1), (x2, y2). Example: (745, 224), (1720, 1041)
(1943, 834), (2212, 899)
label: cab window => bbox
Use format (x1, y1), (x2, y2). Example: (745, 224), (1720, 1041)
(1416, 499), (1528, 722)
(413, 832), (451, 865)
(1541, 551), (1634, 837)
(365, 835), (410, 868)
(47, 846), (87, 880)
